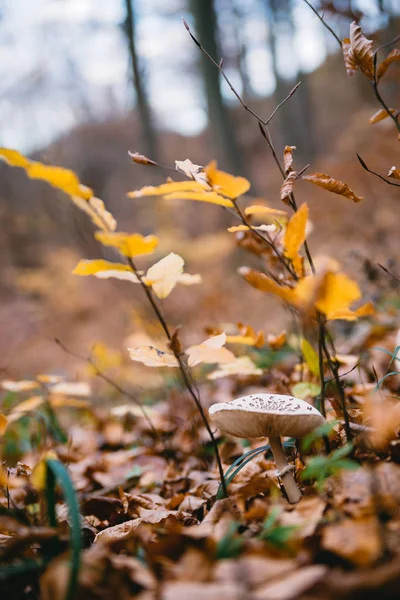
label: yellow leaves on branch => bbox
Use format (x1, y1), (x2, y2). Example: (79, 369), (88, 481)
(95, 232), (159, 258)
(0, 148), (116, 232)
(240, 267), (374, 322)
(343, 22), (374, 80)
(128, 160), (250, 207)
(303, 172), (364, 203)
(73, 253), (201, 298)
(284, 203), (308, 277)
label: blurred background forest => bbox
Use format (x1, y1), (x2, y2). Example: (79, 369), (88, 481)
(1, 0), (399, 379)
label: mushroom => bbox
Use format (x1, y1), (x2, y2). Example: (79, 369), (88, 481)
(209, 393), (325, 504)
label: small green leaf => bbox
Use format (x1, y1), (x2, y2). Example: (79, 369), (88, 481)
(291, 381), (321, 400)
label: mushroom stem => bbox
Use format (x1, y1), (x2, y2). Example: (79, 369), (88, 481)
(269, 436), (302, 504)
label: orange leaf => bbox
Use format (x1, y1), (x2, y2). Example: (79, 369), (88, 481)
(239, 267), (295, 303)
(128, 180), (207, 198)
(164, 191), (234, 207)
(303, 172), (364, 203)
(369, 108), (397, 124)
(283, 146), (296, 174)
(377, 48), (400, 80)
(388, 166), (400, 180)
(342, 38), (357, 77)
(95, 232), (159, 258)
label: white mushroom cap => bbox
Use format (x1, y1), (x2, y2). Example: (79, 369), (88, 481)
(209, 393), (325, 439)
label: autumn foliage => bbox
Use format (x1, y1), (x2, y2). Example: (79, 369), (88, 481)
(1, 14), (400, 600)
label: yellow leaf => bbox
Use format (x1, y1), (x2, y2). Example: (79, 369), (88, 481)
(31, 451), (58, 492)
(0, 148), (92, 199)
(349, 21), (374, 80)
(128, 180), (207, 198)
(70, 195), (117, 232)
(388, 166), (400, 180)
(280, 171), (297, 204)
(208, 356), (262, 380)
(176, 273), (202, 286)
(239, 267), (295, 304)
(377, 48), (400, 81)
(72, 259), (131, 276)
(315, 272), (361, 318)
(303, 172), (364, 203)
(283, 146), (296, 174)
(245, 205), (287, 219)
(145, 252), (184, 298)
(227, 225), (250, 232)
(164, 190), (233, 208)
(301, 339), (320, 377)
(186, 332), (235, 367)
(95, 231), (159, 257)
(128, 346), (179, 368)
(205, 160), (250, 198)
(93, 270), (141, 284)
(225, 323), (264, 348)
(36, 374), (64, 384)
(369, 108), (397, 124)
(51, 382), (90, 396)
(284, 203), (309, 277)
(50, 396), (89, 408)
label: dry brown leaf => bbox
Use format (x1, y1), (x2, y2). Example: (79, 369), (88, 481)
(322, 517), (381, 567)
(342, 37), (358, 76)
(280, 171), (297, 205)
(369, 108), (397, 124)
(253, 565), (327, 600)
(377, 48), (400, 80)
(388, 166), (400, 180)
(303, 172), (364, 203)
(283, 145), (296, 174)
(349, 21), (375, 80)
(175, 159), (209, 186)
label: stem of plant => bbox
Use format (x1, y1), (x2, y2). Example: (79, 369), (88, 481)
(126, 257), (228, 497)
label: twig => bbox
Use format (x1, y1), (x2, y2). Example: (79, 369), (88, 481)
(302, 0), (342, 47)
(125, 257), (228, 497)
(317, 321), (331, 453)
(54, 337), (158, 436)
(378, 263), (400, 285)
(357, 154), (400, 188)
(321, 335), (352, 442)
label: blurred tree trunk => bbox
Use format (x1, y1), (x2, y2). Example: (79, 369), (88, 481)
(124, 0), (159, 160)
(190, 0), (243, 174)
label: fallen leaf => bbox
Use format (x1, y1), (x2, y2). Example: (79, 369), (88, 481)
(253, 565), (327, 600)
(322, 517), (381, 567)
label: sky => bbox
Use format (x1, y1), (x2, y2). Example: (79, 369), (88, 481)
(0, 0), (391, 151)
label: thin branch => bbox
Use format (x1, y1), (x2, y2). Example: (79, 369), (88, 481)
(375, 34), (400, 55)
(54, 338), (158, 436)
(378, 263), (400, 285)
(357, 154), (400, 188)
(321, 335), (352, 442)
(302, 0), (342, 47)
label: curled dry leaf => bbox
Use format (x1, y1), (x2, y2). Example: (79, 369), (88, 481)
(128, 150), (157, 166)
(280, 171), (297, 205)
(128, 346), (179, 368)
(377, 48), (400, 81)
(349, 21), (375, 80)
(303, 172), (364, 203)
(185, 332), (235, 367)
(175, 159), (209, 186)
(342, 38), (357, 77)
(283, 145), (296, 174)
